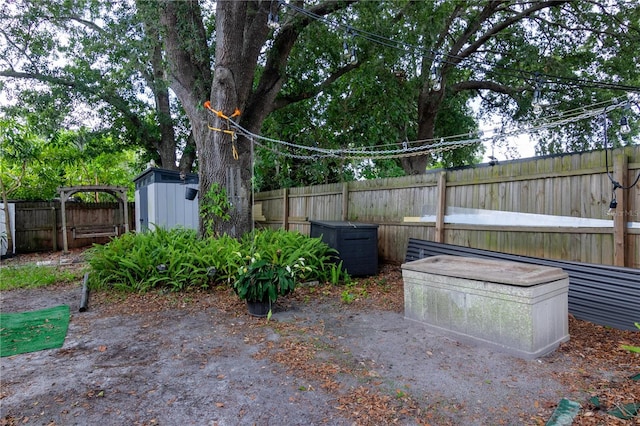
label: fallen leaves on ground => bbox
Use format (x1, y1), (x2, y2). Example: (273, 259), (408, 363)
(3, 252), (639, 425)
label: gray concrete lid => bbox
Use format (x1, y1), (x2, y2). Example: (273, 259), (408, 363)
(401, 255), (568, 286)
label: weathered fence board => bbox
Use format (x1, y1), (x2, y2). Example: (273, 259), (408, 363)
(13, 201), (135, 253)
(255, 147), (640, 267)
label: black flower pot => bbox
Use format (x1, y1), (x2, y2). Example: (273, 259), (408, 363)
(185, 187), (198, 200)
(246, 300), (271, 317)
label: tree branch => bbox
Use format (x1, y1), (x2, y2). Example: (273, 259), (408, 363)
(449, 79), (520, 96)
(0, 27), (37, 71)
(245, 0), (358, 124)
(0, 69), (146, 130)
(436, 3), (464, 53)
(455, 1), (570, 62)
(157, 0), (211, 114)
(38, 14), (106, 34)
(273, 63), (359, 110)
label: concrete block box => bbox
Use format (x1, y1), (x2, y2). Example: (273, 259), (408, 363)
(402, 255), (569, 359)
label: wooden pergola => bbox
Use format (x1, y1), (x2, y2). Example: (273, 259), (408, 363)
(57, 185), (129, 253)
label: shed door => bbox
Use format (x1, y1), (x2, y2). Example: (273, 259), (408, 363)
(139, 186), (149, 232)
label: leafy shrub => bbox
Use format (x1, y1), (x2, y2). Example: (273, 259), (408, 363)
(233, 256), (304, 303)
(86, 227), (345, 293)
(86, 227), (242, 292)
(240, 229), (346, 283)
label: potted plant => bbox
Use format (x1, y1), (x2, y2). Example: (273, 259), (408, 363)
(233, 253), (309, 317)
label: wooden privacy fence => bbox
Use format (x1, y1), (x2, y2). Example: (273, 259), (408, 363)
(13, 201), (135, 253)
(254, 146), (640, 268)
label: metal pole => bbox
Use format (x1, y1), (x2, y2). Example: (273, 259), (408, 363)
(79, 272), (90, 312)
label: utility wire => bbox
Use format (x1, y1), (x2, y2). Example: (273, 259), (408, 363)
(603, 112), (640, 191)
(221, 98), (630, 161)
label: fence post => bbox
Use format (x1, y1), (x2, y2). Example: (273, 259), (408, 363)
(51, 207), (57, 251)
(121, 189), (129, 233)
(60, 195), (69, 254)
(283, 188), (289, 231)
(435, 171), (447, 243)
(613, 154), (627, 267)
(341, 182), (349, 221)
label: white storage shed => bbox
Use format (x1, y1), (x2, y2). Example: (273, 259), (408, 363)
(134, 168), (199, 232)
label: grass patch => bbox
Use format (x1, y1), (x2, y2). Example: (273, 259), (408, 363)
(0, 264), (83, 291)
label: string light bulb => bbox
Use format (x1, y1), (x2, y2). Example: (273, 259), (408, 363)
(620, 116), (631, 134)
(343, 28), (357, 64)
(532, 91), (541, 113)
(488, 137), (498, 166)
(349, 46), (357, 65)
(532, 88), (542, 114)
(431, 74), (442, 91)
(429, 51), (442, 91)
(429, 66), (442, 90)
(267, 11), (280, 29)
(532, 74), (542, 114)
(607, 197), (618, 216)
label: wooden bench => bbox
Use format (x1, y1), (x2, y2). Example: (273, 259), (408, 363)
(72, 225), (119, 239)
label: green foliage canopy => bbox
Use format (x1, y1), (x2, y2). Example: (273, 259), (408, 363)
(2, 0), (639, 207)
(0, 118), (137, 201)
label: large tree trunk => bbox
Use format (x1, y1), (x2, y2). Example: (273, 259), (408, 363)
(160, 0), (355, 237)
(161, 0), (282, 237)
(203, 2), (260, 237)
(151, 41), (178, 170)
(400, 79), (446, 174)
(137, 8), (179, 171)
(178, 132), (197, 174)
(159, 0), (264, 238)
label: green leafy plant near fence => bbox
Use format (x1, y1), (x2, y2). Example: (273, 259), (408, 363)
(86, 227), (346, 293)
(86, 227), (240, 292)
(240, 229), (345, 283)
(200, 183), (232, 237)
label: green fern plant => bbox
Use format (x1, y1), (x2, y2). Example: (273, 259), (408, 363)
(86, 228), (346, 294)
(86, 227), (217, 292)
(330, 261), (348, 285)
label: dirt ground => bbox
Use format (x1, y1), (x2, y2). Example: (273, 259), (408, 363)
(1, 250), (639, 426)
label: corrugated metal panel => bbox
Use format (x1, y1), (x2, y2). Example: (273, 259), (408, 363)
(405, 239), (640, 331)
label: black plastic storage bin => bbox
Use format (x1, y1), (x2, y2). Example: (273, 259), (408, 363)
(310, 220), (379, 276)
